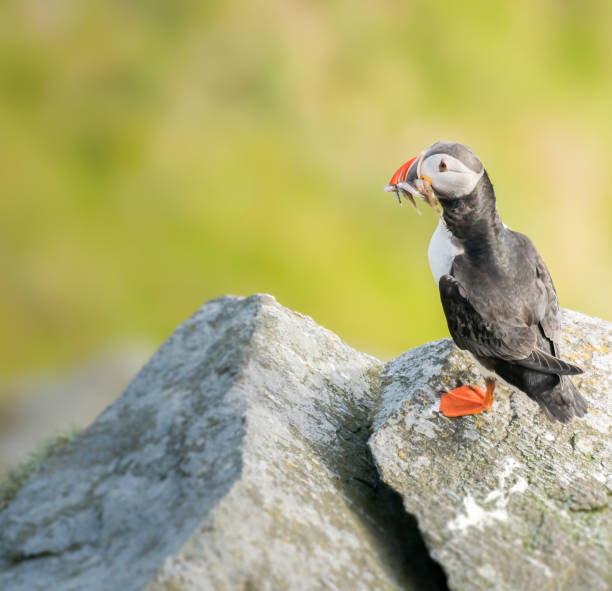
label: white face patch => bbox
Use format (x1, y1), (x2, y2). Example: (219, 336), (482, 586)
(421, 153), (484, 198)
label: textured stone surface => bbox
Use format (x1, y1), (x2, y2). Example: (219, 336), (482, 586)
(0, 294), (444, 591)
(369, 310), (612, 591)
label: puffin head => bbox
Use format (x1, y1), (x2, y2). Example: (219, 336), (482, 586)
(385, 141), (486, 204)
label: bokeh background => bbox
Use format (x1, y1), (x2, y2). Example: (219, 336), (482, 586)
(1, 1), (612, 464)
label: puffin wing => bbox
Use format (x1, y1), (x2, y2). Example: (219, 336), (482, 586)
(515, 235), (582, 375)
(533, 251), (562, 350)
(438, 274), (583, 374)
(514, 348), (582, 375)
(439, 274), (536, 361)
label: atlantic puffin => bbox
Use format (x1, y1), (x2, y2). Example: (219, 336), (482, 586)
(385, 141), (587, 423)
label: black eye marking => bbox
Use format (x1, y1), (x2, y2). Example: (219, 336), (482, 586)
(438, 160), (447, 172)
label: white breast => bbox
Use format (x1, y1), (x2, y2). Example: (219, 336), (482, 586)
(427, 220), (464, 284)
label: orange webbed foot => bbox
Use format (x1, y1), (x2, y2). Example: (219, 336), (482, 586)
(439, 379), (496, 418)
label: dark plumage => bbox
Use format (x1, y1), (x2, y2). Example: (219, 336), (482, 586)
(390, 141), (587, 422)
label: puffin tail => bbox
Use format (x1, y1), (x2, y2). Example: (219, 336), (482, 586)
(537, 377), (588, 423)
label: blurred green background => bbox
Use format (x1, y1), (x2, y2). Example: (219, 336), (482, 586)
(2, 0), (612, 391)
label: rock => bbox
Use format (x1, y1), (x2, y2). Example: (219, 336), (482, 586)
(0, 294), (445, 591)
(369, 309), (612, 591)
(3, 294), (609, 591)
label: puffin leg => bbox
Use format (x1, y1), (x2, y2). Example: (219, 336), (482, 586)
(439, 378), (496, 417)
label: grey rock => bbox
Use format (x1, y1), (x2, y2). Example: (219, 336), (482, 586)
(369, 309), (612, 591)
(0, 294), (444, 591)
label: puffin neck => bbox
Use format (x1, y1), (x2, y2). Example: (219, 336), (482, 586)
(440, 172), (507, 266)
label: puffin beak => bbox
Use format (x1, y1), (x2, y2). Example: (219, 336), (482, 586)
(389, 155), (418, 186)
(384, 151), (441, 215)
(384, 153), (426, 211)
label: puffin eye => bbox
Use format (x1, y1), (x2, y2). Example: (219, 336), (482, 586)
(438, 160), (447, 172)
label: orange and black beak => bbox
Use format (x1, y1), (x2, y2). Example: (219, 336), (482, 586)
(384, 150), (441, 215)
(389, 155), (419, 187)
(384, 152), (427, 210)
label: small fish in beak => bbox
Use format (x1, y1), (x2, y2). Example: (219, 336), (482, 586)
(384, 182), (422, 213)
(385, 152), (442, 217)
(384, 155), (423, 212)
